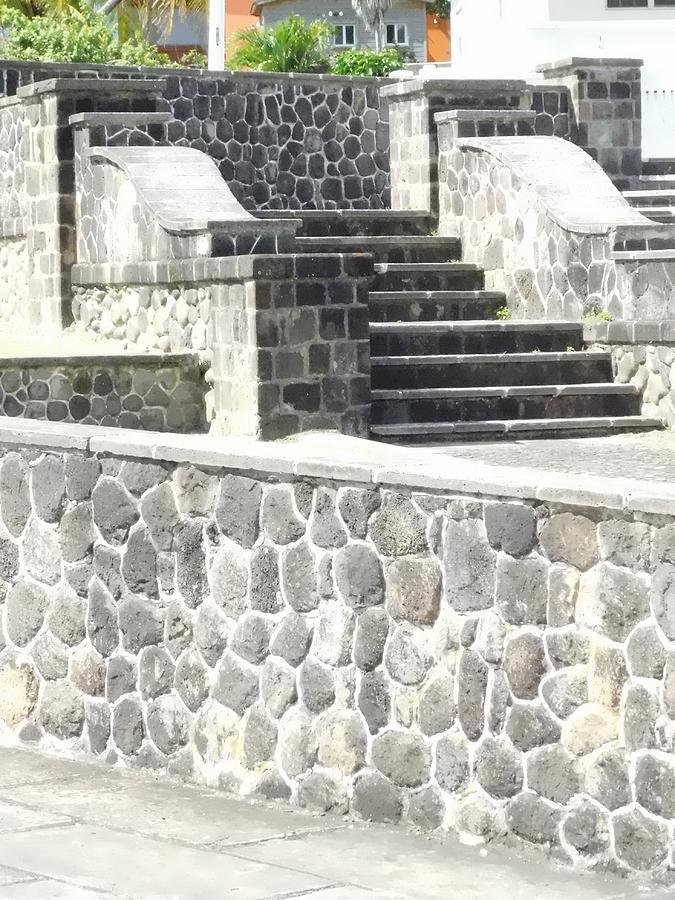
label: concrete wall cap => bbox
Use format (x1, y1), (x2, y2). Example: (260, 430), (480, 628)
(16, 77), (166, 98)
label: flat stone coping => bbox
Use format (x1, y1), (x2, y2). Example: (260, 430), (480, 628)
(436, 109), (536, 123)
(254, 209), (431, 220)
(448, 135), (649, 234)
(0, 351), (200, 367)
(0, 58), (393, 86)
(380, 77), (528, 99)
(87, 146), (292, 236)
(16, 77), (166, 98)
(71, 252), (372, 286)
(70, 112), (171, 126)
(1, 418), (675, 517)
(537, 57), (644, 74)
(583, 319), (675, 344)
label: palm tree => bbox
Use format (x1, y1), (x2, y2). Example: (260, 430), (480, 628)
(352, 0), (392, 51)
(98, 0), (204, 41)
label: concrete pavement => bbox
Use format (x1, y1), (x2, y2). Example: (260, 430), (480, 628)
(0, 746), (668, 900)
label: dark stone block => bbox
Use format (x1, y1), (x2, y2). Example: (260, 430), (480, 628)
(283, 382), (321, 412)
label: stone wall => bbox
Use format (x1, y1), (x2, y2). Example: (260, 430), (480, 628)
(537, 59), (643, 191)
(0, 100), (26, 225)
(0, 232), (29, 330)
(1, 423), (675, 879)
(0, 60), (392, 211)
(0, 356), (207, 433)
(585, 319), (675, 428)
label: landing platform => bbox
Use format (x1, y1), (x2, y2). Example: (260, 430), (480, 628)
(0, 745), (663, 900)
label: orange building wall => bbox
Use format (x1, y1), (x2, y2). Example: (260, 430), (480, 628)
(227, 0), (258, 36)
(426, 12), (450, 62)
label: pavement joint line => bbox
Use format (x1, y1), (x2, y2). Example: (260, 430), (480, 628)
(262, 884), (346, 900)
(0, 821), (78, 836)
(0, 791), (347, 859)
(207, 824), (350, 849)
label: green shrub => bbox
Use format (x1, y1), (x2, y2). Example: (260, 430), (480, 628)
(0, 5), (175, 65)
(331, 46), (410, 77)
(228, 15), (331, 73)
(429, 0), (449, 17)
(581, 307), (612, 322)
(176, 47), (207, 68)
(495, 305), (511, 320)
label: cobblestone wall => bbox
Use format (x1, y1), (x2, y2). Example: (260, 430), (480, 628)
(0, 235), (29, 329)
(0, 101), (26, 224)
(1, 438), (675, 878)
(585, 320), (675, 428)
(0, 358), (207, 432)
(0, 61), (392, 211)
(436, 128), (662, 321)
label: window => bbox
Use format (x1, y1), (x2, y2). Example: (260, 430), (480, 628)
(385, 23), (408, 45)
(608, 0), (675, 6)
(333, 24), (356, 46)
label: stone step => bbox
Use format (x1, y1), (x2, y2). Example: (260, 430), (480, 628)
(369, 320), (583, 356)
(623, 189), (675, 203)
(371, 415), (662, 444)
(642, 158), (675, 176)
(638, 175), (675, 189)
(254, 209), (435, 237)
(295, 236), (461, 264)
(372, 263), (484, 292)
(632, 207), (675, 221)
(371, 383), (641, 425)
(369, 290), (505, 323)
(370, 350), (613, 389)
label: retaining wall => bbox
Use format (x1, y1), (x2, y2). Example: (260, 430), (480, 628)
(0, 421), (674, 880)
(0, 60), (392, 211)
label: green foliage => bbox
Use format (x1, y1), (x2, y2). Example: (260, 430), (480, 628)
(176, 47), (207, 68)
(228, 15), (332, 74)
(0, 4), (177, 64)
(332, 46), (410, 77)
(582, 307), (613, 322)
(429, 0), (449, 17)
(495, 305), (511, 320)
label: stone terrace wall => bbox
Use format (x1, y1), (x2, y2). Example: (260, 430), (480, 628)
(1, 423), (675, 879)
(0, 356), (207, 433)
(0, 60), (392, 211)
(0, 99), (29, 329)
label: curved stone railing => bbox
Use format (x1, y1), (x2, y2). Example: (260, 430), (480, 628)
(436, 121), (669, 320)
(77, 144), (296, 266)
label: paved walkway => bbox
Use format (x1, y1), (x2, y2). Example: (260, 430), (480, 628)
(0, 747), (669, 900)
(426, 430), (675, 484)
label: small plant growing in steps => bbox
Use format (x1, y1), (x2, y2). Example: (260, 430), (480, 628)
(566, 346), (576, 352)
(582, 307), (612, 322)
(495, 305), (511, 320)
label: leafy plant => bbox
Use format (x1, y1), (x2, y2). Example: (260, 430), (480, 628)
(429, 0), (449, 17)
(176, 47), (207, 68)
(228, 16), (331, 74)
(0, 4), (176, 65)
(582, 307), (612, 322)
(495, 305), (511, 320)
(332, 46), (409, 77)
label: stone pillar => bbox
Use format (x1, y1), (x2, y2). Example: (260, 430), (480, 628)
(17, 78), (163, 333)
(211, 254), (372, 440)
(381, 78), (530, 215)
(536, 58), (643, 189)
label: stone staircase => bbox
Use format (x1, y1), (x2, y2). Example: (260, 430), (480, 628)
(269, 210), (661, 444)
(622, 160), (675, 223)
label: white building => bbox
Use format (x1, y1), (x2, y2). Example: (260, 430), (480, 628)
(449, 0), (675, 158)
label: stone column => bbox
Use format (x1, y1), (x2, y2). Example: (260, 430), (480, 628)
(17, 78), (163, 333)
(211, 254), (372, 440)
(536, 58), (643, 189)
(381, 78), (530, 215)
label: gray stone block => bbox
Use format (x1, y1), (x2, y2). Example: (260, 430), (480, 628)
(435, 732), (470, 793)
(139, 646), (175, 700)
(352, 769), (402, 823)
(503, 632), (546, 700)
(147, 693), (191, 755)
(215, 474), (261, 549)
(484, 503), (536, 557)
(506, 793), (562, 846)
(358, 670), (390, 735)
(40, 681), (85, 739)
(475, 736), (523, 799)
(384, 623), (432, 686)
(231, 613), (273, 665)
(269, 612), (312, 667)
(369, 494), (427, 558)
(385, 556), (442, 626)
(213, 652), (259, 716)
(106, 653), (137, 702)
(119, 593), (163, 653)
(316, 709), (367, 775)
(174, 648), (210, 712)
(298, 656), (335, 714)
(6, 580), (47, 647)
(444, 518), (496, 613)
(334, 543), (384, 610)
(92, 477), (139, 545)
(241, 702), (278, 768)
(261, 486), (306, 545)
